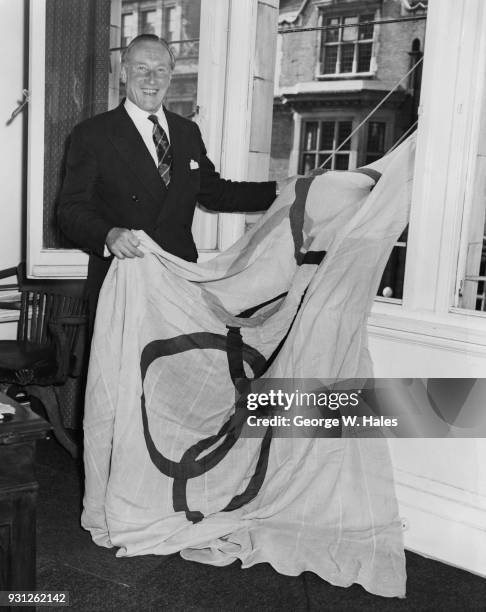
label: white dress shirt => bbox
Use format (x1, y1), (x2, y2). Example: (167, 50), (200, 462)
(124, 97), (171, 166)
(103, 99), (171, 256)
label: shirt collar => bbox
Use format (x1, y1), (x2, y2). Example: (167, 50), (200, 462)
(124, 98), (167, 125)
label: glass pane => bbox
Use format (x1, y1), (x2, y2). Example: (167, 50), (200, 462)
(458, 210), (486, 312)
(318, 154), (333, 170)
(334, 154), (350, 170)
(337, 121), (352, 148)
(320, 122), (335, 150)
(304, 122), (318, 150)
(357, 42), (372, 72)
(367, 122), (386, 153)
(121, 12), (136, 48)
(359, 13), (374, 40)
(342, 16), (358, 42)
(164, 6), (178, 42)
(340, 44), (355, 72)
(301, 154), (317, 174)
(322, 45), (338, 74)
(110, 0), (210, 248)
(268, 7), (428, 305)
(365, 154), (380, 164)
(325, 17), (340, 43)
(141, 10), (159, 36)
(113, 1), (200, 117)
(378, 245), (407, 299)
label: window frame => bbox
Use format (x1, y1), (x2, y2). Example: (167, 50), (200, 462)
(368, 0), (486, 345)
(27, 0), (278, 276)
(299, 118), (356, 172)
(316, 4), (379, 79)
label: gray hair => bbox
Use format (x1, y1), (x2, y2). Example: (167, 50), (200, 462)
(122, 34), (176, 71)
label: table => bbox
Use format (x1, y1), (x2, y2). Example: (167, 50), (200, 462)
(0, 392), (50, 607)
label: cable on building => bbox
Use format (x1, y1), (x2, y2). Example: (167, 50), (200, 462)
(278, 15), (427, 35)
(318, 56), (423, 168)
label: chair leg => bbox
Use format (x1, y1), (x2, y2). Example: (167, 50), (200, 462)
(26, 385), (79, 459)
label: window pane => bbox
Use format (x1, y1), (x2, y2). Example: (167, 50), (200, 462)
(301, 154), (317, 174)
(269, 6), (428, 305)
(334, 154), (350, 170)
(322, 45), (338, 74)
(357, 42), (372, 72)
(164, 7), (178, 42)
(340, 44), (354, 72)
(121, 12), (136, 47)
(458, 208), (486, 312)
(141, 10), (159, 36)
(359, 13), (374, 40)
(111, 0), (208, 248)
(325, 17), (340, 43)
(320, 122), (335, 150)
(304, 122), (318, 150)
(337, 121), (352, 148)
(342, 16), (358, 42)
(318, 154), (333, 170)
(367, 122), (386, 154)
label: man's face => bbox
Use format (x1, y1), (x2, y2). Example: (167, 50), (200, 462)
(121, 41), (172, 112)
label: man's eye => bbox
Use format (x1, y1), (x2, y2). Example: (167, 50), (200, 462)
(136, 65), (148, 72)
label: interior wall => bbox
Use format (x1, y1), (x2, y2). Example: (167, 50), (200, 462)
(369, 334), (486, 576)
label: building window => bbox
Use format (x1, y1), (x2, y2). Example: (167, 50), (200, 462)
(300, 120), (353, 173)
(163, 6), (177, 42)
(319, 12), (375, 76)
(121, 12), (137, 48)
(141, 9), (160, 37)
(366, 121), (386, 164)
(456, 190), (486, 313)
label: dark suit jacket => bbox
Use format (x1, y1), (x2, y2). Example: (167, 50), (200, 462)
(58, 102), (276, 317)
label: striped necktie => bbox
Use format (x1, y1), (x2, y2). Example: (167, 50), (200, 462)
(148, 114), (172, 187)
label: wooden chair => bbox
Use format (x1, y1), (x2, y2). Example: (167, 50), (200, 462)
(0, 263), (87, 458)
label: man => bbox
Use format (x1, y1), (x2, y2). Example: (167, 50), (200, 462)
(58, 34), (277, 327)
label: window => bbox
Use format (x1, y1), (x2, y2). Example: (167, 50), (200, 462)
(319, 11), (375, 76)
(163, 6), (177, 42)
(366, 121), (386, 163)
(300, 120), (353, 173)
(141, 9), (159, 37)
(456, 175), (486, 312)
(121, 12), (136, 48)
(166, 100), (194, 118)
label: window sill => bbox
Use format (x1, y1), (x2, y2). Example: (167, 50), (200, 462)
(316, 72), (375, 80)
(368, 300), (486, 351)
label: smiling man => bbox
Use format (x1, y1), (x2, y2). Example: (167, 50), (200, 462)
(58, 35), (278, 329)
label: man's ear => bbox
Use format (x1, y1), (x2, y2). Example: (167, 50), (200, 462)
(120, 64), (127, 84)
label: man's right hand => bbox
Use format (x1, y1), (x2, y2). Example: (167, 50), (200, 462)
(105, 228), (144, 259)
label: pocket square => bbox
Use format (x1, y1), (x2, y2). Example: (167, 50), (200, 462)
(190, 159), (199, 170)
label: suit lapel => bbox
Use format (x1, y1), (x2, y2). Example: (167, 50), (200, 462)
(107, 104), (167, 203)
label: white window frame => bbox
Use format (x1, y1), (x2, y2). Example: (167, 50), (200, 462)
(315, 5), (379, 80)
(368, 0), (486, 348)
(299, 114), (359, 171)
(27, 0), (277, 276)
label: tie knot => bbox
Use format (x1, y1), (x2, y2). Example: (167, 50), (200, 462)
(148, 114), (159, 126)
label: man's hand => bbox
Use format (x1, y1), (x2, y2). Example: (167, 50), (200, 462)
(105, 228), (144, 259)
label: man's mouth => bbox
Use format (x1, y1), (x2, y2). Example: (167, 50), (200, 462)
(142, 89), (158, 96)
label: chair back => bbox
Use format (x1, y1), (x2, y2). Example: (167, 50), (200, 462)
(16, 263), (87, 379)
